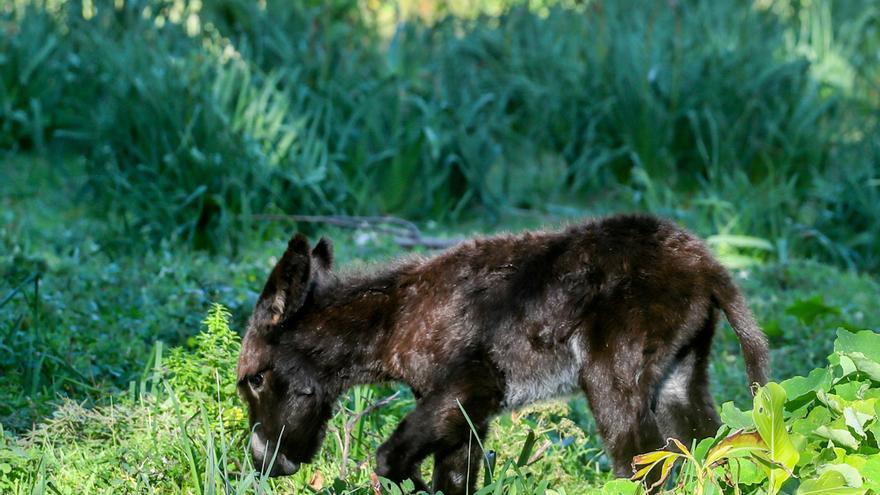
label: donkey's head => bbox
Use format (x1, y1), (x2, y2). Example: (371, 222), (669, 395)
(237, 233), (337, 476)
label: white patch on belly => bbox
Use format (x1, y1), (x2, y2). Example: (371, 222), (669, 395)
(501, 338), (585, 409)
(658, 352), (695, 404)
(450, 472), (465, 488)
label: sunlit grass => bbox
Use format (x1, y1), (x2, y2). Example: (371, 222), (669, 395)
(1, 0), (879, 492)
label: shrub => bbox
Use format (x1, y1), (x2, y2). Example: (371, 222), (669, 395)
(625, 328), (880, 494)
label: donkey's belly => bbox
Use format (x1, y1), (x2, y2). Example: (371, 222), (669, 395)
(497, 337), (585, 409)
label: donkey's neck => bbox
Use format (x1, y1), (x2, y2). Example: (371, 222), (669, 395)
(297, 262), (418, 391)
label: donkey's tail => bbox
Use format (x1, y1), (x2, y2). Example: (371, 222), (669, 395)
(712, 268), (770, 389)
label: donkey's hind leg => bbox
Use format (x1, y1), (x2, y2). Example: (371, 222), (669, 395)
(579, 336), (667, 477)
(654, 308), (721, 445)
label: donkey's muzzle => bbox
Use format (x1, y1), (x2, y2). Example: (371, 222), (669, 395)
(251, 431), (301, 477)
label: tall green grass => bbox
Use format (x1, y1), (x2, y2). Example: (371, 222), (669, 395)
(0, 303), (605, 494)
(6, 297), (880, 494)
(1, 0), (878, 268)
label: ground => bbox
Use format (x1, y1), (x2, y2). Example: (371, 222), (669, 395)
(2, 156), (879, 494)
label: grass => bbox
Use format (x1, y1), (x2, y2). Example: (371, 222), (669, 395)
(1, 0), (879, 492)
(2, 157), (880, 493)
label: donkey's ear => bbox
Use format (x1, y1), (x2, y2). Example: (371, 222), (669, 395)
(254, 233), (313, 330)
(311, 237), (333, 271)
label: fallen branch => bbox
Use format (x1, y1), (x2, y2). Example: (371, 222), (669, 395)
(249, 214), (461, 250)
(251, 214), (416, 237)
(526, 439), (553, 466)
(393, 236), (460, 250)
(370, 472), (382, 495)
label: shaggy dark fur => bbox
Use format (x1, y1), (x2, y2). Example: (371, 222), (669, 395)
(236, 214), (769, 494)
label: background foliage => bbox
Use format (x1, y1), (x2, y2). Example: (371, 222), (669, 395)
(1, 0), (879, 493)
(2, 0), (879, 263)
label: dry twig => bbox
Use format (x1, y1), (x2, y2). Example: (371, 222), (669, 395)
(250, 214), (461, 250)
(526, 439), (553, 466)
(330, 391), (401, 480)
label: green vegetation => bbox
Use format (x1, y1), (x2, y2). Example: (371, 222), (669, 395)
(3, 0), (879, 263)
(1, 0), (879, 493)
(627, 329), (880, 495)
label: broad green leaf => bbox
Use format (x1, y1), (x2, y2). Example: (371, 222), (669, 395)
(818, 463), (863, 488)
(721, 402), (754, 429)
(782, 368), (833, 402)
(841, 453), (868, 470)
(836, 354), (858, 378)
(846, 353), (880, 382)
(789, 402), (814, 421)
(702, 483), (723, 495)
(400, 478), (416, 493)
(834, 330), (880, 363)
(861, 455), (880, 490)
(793, 432), (821, 468)
(597, 479), (640, 495)
(797, 470), (867, 495)
(728, 457), (766, 485)
(753, 383), (799, 495)
(856, 400), (877, 417)
(842, 407), (871, 437)
(818, 390), (845, 414)
(379, 476), (404, 495)
(815, 425), (860, 450)
(693, 436), (716, 463)
(868, 413), (880, 449)
(833, 381), (870, 401)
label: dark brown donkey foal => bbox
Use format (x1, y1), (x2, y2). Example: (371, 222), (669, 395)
(236, 214), (769, 494)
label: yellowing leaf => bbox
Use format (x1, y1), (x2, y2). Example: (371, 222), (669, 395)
(632, 449), (676, 466)
(631, 441), (683, 483)
(706, 430), (767, 466)
(308, 469), (325, 490)
(669, 437), (692, 457)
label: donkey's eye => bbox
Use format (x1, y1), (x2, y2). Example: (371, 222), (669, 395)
(247, 372), (264, 389)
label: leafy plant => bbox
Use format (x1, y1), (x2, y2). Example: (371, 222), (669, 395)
(629, 329), (880, 494)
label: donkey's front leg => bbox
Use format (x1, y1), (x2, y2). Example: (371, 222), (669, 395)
(376, 368), (502, 495)
(431, 432), (488, 495)
(374, 409), (433, 492)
